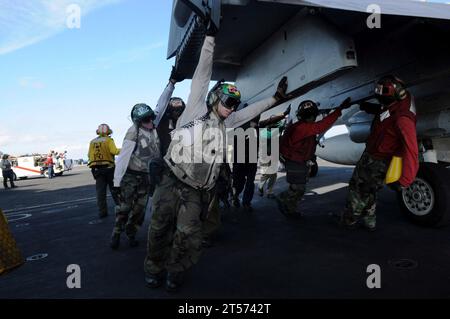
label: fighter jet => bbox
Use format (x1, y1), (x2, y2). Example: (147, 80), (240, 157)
(167, 0), (450, 226)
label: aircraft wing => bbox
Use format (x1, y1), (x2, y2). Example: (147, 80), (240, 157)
(259, 0), (450, 21)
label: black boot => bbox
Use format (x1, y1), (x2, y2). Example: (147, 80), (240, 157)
(145, 272), (165, 288)
(333, 211), (358, 230)
(110, 233), (120, 250)
(232, 196), (240, 208)
(202, 237), (213, 248)
(166, 271), (185, 292)
(128, 236), (139, 247)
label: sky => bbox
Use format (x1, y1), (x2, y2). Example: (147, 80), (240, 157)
(1, 0), (449, 159)
(0, 0), (192, 159)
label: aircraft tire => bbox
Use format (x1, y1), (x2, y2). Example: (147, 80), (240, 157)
(398, 162), (450, 227)
(309, 160), (318, 177)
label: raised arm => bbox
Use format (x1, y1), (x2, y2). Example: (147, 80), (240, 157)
(259, 105), (290, 128)
(225, 97), (276, 128)
(177, 36), (215, 127)
(153, 81), (175, 127)
(225, 76), (288, 128)
(113, 126), (136, 187)
(360, 101), (382, 115)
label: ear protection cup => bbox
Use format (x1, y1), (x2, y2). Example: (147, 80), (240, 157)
(207, 88), (221, 109)
(97, 124), (112, 136)
(207, 79), (225, 110)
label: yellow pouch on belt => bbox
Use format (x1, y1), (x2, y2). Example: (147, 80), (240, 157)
(385, 156), (402, 184)
(0, 209), (25, 275)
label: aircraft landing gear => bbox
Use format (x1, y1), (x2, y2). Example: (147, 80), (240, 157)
(398, 162), (450, 227)
(309, 159), (319, 177)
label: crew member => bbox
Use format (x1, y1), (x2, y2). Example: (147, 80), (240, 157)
(1, 154), (16, 189)
(110, 76), (178, 249)
(88, 124), (121, 218)
(340, 75), (418, 231)
(144, 18), (289, 292)
(276, 98), (352, 217)
(44, 152), (54, 179)
(257, 111), (290, 199)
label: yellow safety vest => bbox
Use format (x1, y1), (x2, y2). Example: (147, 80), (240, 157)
(88, 136), (120, 168)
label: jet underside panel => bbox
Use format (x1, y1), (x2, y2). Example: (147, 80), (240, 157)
(258, 0), (450, 20)
(234, 12), (357, 104)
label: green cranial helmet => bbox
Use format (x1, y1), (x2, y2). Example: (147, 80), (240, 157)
(207, 82), (242, 110)
(131, 103), (155, 124)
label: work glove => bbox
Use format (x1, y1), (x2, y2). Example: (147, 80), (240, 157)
(197, 12), (218, 37)
(149, 158), (165, 187)
(273, 76), (288, 101)
(338, 97), (352, 110)
(169, 66), (185, 83)
(111, 187), (122, 204)
(387, 181), (404, 192)
(283, 104), (291, 116)
(360, 101), (382, 114)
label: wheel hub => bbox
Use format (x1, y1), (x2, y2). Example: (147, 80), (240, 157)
(402, 178), (435, 216)
(412, 191), (422, 201)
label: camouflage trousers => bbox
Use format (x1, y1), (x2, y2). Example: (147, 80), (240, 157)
(277, 160), (310, 215)
(278, 184), (307, 215)
(144, 169), (213, 274)
(258, 173), (277, 195)
(202, 196), (221, 240)
(113, 172), (150, 237)
(345, 152), (388, 228)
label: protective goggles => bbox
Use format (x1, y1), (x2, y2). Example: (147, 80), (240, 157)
(141, 115), (155, 123)
(300, 101), (315, 109)
(218, 95), (241, 110)
(375, 83), (395, 96)
(170, 99), (184, 108)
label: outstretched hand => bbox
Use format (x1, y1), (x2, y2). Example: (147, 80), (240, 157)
(274, 76), (288, 101)
(387, 181), (405, 192)
(339, 97), (352, 110)
(170, 66), (185, 83)
(111, 187), (122, 203)
(197, 11), (218, 37)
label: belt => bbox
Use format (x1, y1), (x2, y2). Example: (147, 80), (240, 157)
(126, 168), (149, 176)
(92, 165), (112, 169)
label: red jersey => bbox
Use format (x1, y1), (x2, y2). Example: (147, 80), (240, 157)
(280, 109), (341, 163)
(366, 94), (418, 187)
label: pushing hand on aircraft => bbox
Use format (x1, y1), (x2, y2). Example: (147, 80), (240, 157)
(387, 181), (404, 192)
(339, 97), (352, 110)
(274, 76), (288, 101)
(196, 10), (218, 37)
(170, 66), (185, 83)
(284, 104), (291, 116)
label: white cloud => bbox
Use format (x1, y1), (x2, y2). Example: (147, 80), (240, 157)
(0, 0), (122, 55)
